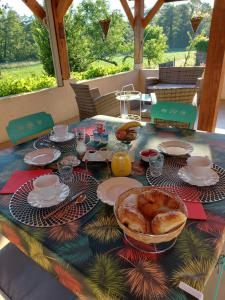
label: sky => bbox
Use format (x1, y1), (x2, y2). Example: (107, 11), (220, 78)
(2, 0), (214, 17)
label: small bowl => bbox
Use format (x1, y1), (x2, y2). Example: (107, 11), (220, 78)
(140, 149), (159, 162)
(33, 174), (60, 198)
(114, 187), (187, 244)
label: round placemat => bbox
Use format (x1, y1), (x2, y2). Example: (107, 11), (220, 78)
(146, 157), (225, 203)
(33, 134), (90, 153)
(9, 172), (99, 227)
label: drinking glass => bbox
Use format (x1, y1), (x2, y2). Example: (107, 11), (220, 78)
(57, 161), (73, 183)
(75, 128), (86, 141)
(149, 153), (164, 177)
(111, 151), (132, 177)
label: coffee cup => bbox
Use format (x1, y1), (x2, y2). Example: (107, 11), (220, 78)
(52, 125), (68, 138)
(33, 174), (60, 199)
(187, 156), (212, 178)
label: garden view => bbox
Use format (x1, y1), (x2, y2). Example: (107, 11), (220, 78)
(0, 0), (211, 97)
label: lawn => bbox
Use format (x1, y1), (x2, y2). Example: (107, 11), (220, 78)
(0, 50), (196, 80)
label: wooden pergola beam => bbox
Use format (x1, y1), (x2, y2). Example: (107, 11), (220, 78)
(120, 0), (134, 28)
(22, 0), (46, 22)
(198, 0), (225, 131)
(142, 0), (164, 28)
(51, 0), (70, 80)
(56, 0), (73, 22)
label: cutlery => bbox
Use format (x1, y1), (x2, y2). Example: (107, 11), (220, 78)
(43, 190), (85, 219)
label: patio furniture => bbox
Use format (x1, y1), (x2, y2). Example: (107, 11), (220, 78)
(145, 66), (204, 104)
(70, 83), (120, 120)
(6, 112), (54, 145)
(150, 101), (197, 129)
(1, 115), (225, 299)
(0, 243), (77, 300)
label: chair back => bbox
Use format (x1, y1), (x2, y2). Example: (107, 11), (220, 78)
(6, 112), (54, 144)
(70, 83), (97, 120)
(159, 67), (204, 84)
(150, 101), (197, 129)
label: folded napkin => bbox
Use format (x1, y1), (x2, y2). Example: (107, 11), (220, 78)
(0, 169), (53, 194)
(159, 186), (207, 220)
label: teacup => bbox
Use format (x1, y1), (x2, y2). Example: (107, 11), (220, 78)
(187, 156), (212, 178)
(52, 125), (68, 138)
(33, 174), (60, 199)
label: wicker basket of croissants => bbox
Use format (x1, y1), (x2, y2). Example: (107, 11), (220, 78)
(114, 187), (187, 244)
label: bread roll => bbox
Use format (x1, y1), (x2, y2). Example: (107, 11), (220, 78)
(151, 211), (187, 235)
(117, 194), (148, 233)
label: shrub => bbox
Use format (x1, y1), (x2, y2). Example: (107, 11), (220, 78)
(0, 75), (55, 97)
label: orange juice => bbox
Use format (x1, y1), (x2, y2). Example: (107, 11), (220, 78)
(111, 151), (132, 177)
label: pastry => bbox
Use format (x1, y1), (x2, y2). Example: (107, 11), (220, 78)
(151, 211), (187, 235)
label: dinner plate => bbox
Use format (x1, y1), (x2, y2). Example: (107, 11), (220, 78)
(158, 140), (193, 156)
(178, 166), (219, 186)
(97, 177), (143, 206)
(24, 148), (61, 166)
(49, 132), (75, 142)
(27, 183), (70, 208)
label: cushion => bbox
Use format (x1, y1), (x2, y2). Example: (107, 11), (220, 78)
(149, 83), (196, 90)
(0, 244), (77, 300)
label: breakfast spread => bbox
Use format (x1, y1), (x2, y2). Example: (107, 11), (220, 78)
(117, 189), (187, 235)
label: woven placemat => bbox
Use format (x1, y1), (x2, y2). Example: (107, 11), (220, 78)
(9, 172), (99, 227)
(146, 157), (225, 203)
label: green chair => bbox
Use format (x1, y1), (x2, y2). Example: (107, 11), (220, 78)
(6, 112), (54, 144)
(150, 101), (197, 129)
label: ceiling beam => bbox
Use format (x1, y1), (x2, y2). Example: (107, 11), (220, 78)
(56, 0), (73, 22)
(198, 0), (225, 131)
(22, 0), (46, 22)
(120, 0), (134, 28)
(142, 0), (164, 28)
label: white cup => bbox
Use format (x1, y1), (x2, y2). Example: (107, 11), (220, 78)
(187, 156), (212, 178)
(52, 125), (68, 138)
(33, 174), (60, 199)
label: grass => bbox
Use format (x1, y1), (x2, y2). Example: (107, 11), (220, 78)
(0, 50), (196, 80)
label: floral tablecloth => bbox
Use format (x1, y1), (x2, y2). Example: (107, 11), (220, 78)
(1, 116), (225, 300)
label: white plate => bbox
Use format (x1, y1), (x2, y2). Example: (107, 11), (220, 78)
(158, 140), (193, 156)
(60, 155), (80, 167)
(178, 166), (219, 186)
(27, 183), (70, 208)
(97, 177), (143, 206)
(49, 132), (75, 142)
(24, 148), (61, 166)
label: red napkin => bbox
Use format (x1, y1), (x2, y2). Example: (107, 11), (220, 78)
(159, 186), (207, 220)
(0, 169), (53, 194)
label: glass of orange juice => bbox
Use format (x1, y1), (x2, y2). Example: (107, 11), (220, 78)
(111, 151), (132, 177)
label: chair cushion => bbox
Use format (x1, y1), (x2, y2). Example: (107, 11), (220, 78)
(0, 244), (77, 300)
(148, 83), (196, 90)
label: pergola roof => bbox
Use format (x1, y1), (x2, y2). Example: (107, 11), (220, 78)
(21, 1), (225, 133)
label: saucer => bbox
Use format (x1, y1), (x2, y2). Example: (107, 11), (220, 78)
(27, 183), (70, 208)
(158, 140), (193, 156)
(178, 166), (219, 186)
(49, 132), (75, 142)
(97, 177), (143, 206)
(60, 155), (80, 167)
(24, 148), (61, 166)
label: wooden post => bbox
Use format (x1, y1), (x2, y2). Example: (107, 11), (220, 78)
(198, 0), (225, 132)
(51, 0), (71, 80)
(134, 0), (144, 69)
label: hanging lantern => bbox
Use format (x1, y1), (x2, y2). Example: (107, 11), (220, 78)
(191, 16), (203, 33)
(99, 19), (111, 40)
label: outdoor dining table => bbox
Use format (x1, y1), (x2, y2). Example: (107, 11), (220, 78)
(0, 115), (225, 300)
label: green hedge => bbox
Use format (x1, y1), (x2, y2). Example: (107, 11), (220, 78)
(0, 65), (132, 97)
(0, 75), (56, 97)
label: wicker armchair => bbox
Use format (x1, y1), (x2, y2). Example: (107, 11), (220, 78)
(70, 83), (120, 120)
(145, 67), (204, 104)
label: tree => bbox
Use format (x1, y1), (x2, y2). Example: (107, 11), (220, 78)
(143, 25), (168, 67)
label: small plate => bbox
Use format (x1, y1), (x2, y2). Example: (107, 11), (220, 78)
(60, 155), (80, 167)
(97, 177), (143, 206)
(24, 148), (61, 166)
(158, 140), (193, 156)
(49, 132), (75, 142)
(27, 183), (70, 208)
(178, 166), (219, 186)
